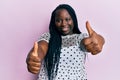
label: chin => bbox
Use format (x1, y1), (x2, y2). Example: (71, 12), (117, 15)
(61, 32), (71, 36)
(58, 30), (73, 36)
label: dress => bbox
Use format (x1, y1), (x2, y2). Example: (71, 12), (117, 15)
(37, 32), (88, 80)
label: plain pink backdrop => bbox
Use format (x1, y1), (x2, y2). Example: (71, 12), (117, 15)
(0, 0), (120, 80)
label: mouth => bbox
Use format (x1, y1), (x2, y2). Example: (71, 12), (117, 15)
(61, 27), (69, 32)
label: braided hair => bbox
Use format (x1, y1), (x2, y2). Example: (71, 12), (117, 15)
(45, 4), (81, 80)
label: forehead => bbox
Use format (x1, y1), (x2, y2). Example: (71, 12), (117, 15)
(55, 9), (71, 17)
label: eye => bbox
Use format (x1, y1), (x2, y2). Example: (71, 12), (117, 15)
(65, 18), (71, 22)
(55, 19), (62, 23)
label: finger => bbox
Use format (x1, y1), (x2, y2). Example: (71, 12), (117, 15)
(85, 43), (93, 52)
(29, 55), (41, 62)
(85, 40), (98, 49)
(32, 57), (41, 62)
(85, 43), (101, 54)
(28, 66), (40, 74)
(83, 38), (92, 45)
(93, 45), (102, 53)
(28, 61), (41, 67)
(86, 21), (94, 36)
(33, 42), (38, 56)
(91, 47), (101, 55)
(31, 70), (39, 74)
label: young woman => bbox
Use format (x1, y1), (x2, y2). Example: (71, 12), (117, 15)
(26, 4), (105, 80)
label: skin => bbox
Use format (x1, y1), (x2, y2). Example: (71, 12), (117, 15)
(26, 9), (105, 74)
(26, 41), (48, 74)
(83, 21), (105, 55)
(55, 9), (74, 35)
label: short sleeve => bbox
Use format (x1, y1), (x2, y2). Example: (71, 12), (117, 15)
(78, 33), (89, 52)
(79, 33), (88, 40)
(37, 32), (50, 43)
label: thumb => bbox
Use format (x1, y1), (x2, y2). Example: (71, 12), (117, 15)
(86, 21), (94, 36)
(32, 41), (38, 56)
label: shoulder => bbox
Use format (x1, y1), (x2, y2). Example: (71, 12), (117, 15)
(78, 33), (88, 39)
(38, 32), (50, 43)
(41, 32), (50, 37)
(80, 33), (88, 38)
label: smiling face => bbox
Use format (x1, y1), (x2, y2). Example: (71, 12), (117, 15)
(55, 9), (74, 36)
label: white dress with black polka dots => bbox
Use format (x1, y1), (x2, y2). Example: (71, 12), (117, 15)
(37, 32), (88, 80)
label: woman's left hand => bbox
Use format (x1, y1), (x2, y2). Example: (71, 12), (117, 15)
(83, 21), (105, 55)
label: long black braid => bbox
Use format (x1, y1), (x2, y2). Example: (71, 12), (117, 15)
(45, 4), (81, 80)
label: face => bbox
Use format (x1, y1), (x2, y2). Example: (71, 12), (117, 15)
(55, 9), (74, 36)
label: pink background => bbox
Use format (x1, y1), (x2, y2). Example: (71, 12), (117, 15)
(0, 0), (120, 80)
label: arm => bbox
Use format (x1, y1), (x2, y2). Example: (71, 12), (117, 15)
(26, 41), (48, 74)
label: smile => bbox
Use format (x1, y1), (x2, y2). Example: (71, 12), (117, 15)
(61, 27), (69, 32)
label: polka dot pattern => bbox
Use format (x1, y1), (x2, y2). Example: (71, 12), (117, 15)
(38, 32), (50, 43)
(38, 32), (88, 80)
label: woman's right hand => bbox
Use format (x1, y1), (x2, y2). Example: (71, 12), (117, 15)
(26, 42), (41, 74)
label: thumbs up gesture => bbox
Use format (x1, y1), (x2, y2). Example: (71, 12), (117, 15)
(26, 42), (41, 74)
(32, 42), (39, 56)
(83, 21), (105, 55)
(26, 41), (48, 74)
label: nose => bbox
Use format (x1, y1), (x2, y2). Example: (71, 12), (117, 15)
(61, 20), (67, 26)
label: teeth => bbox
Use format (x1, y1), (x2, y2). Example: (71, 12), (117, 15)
(62, 27), (68, 31)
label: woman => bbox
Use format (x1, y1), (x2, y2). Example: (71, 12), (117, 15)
(26, 4), (105, 80)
